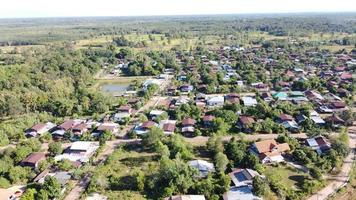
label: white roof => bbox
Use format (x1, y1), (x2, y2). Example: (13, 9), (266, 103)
(306, 138), (318, 147)
(242, 97), (257, 106)
(70, 141), (98, 151)
(207, 96), (224, 103)
(188, 160), (215, 177)
(311, 116), (325, 124)
(150, 110), (165, 116)
(310, 110), (319, 117)
(114, 112), (131, 119)
(223, 186), (261, 200)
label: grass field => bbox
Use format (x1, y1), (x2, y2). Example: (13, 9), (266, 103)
(265, 164), (310, 190)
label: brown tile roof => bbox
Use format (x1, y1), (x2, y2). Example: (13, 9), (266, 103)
(163, 123), (175, 132)
(72, 123), (87, 131)
(254, 139), (277, 154)
(326, 114), (345, 124)
(30, 123), (46, 132)
(117, 105), (131, 112)
(203, 115), (215, 122)
(59, 120), (75, 130)
(279, 114), (294, 121)
(22, 152), (46, 164)
(182, 118), (196, 126)
(331, 101), (346, 108)
(141, 121), (156, 129)
(239, 116), (255, 125)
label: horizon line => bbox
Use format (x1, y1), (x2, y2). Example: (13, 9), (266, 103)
(1, 11), (356, 20)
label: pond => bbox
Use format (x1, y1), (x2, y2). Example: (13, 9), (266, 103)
(100, 83), (131, 95)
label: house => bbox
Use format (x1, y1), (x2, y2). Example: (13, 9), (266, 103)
(181, 118), (196, 136)
(305, 90), (324, 101)
(296, 114), (308, 124)
(273, 92), (288, 100)
(278, 114), (294, 123)
(160, 120), (176, 135)
(223, 186), (261, 200)
(281, 120), (300, 132)
(166, 86), (177, 95)
(92, 123), (119, 137)
(261, 92), (273, 102)
(326, 114), (345, 127)
(165, 195), (206, 200)
(237, 116), (255, 133)
(188, 160), (215, 177)
(250, 139), (290, 164)
(180, 85), (194, 93)
(202, 115), (215, 127)
(330, 101), (346, 109)
(72, 123), (88, 136)
(21, 152), (46, 169)
(225, 93), (240, 104)
(114, 105), (133, 122)
(340, 72), (352, 80)
(143, 79), (162, 90)
(134, 121), (158, 135)
(55, 141), (99, 163)
(206, 95), (224, 107)
(149, 110), (165, 120)
(318, 106), (333, 113)
(117, 105), (132, 113)
(228, 168), (261, 187)
(51, 120), (77, 138)
(25, 122), (56, 138)
(337, 88), (350, 97)
(306, 136), (331, 155)
(242, 96), (257, 107)
(113, 112), (131, 123)
(310, 110), (325, 126)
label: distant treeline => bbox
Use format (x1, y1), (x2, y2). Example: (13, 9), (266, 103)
(0, 41), (37, 46)
(0, 13), (355, 44)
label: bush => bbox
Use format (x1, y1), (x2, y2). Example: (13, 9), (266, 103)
(0, 177), (11, 188)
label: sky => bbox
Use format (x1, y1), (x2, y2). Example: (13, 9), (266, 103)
(1, 0), (356, 18)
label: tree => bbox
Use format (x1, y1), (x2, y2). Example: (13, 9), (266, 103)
(215, 152), (229, 173)
(48, 142), (62, 156)
(142, 127), (164, 149)
(56, 159), (74, 171)
(154, 141), (170, 158)
(252, 176), (270, 197)
(309, 167), (323, 180)
(21, 188), (36, 200)
(8, 166), (33, 184)
(99, 130), (113, 146)
(42, 176), (61, 199)
(212, 118), (230, 135)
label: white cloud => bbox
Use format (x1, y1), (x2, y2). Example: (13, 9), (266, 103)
(1, 0), (355, 18)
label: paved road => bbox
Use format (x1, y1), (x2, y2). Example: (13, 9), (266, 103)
(307, 122), (356, 200)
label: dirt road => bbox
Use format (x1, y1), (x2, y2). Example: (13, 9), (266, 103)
(183, 133), (308, 146)
(307, 123), (356, 200)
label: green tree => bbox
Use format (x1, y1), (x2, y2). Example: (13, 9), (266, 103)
(42, 176), (61, 199)
(48, 142), (62, 156)
(21, 188), (36, 200)
(252, 176), (270, 197)
(215, 152), (229, 173)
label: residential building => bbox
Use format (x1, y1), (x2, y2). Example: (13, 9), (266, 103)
(250, 139), (290, 164)
(21, 152), (46, 169)
(188, 160), (215, 177)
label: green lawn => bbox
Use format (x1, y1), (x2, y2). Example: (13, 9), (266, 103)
(265, 164), (310, 190)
